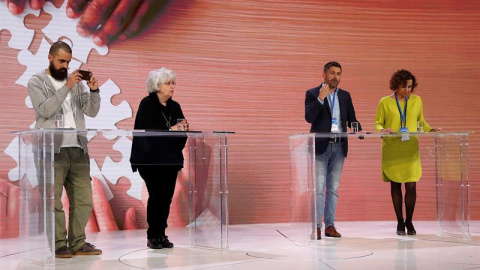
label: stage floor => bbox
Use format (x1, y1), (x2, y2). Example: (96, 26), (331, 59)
(1, 221), (479, 270)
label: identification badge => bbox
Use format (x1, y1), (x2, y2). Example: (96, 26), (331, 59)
(400, 127), (410, 142)
(401, 133), (410, 141)
(400, 127), (409, 141)
(331, 119), (339, 132)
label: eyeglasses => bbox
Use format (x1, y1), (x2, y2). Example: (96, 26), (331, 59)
(163, 82), (176, 86)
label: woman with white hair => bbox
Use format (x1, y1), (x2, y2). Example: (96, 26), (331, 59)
(130, 68), (189, 249)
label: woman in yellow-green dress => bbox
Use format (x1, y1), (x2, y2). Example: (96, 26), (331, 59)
(374, 69), (440, 236)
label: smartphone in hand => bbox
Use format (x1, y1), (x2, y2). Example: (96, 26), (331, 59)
(78, 70), (92, 81)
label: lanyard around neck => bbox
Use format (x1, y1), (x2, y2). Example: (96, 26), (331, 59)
(395, 92), (408, 128)
(328, 92), (336, 115)
(325, 84), (337, 116)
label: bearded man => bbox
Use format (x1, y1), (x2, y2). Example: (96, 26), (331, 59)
(27, 41), (102, 258)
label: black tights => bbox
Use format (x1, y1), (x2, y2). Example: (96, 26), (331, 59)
(390, 181), (416, 230)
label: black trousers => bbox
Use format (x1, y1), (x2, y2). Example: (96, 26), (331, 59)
(138, 165), (180, 238)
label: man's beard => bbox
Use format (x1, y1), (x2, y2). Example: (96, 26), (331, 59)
(48, 62), (68, 81)
(327, 79), (339, 88)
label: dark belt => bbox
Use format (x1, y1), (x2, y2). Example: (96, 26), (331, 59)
(329, 137), (343, 143)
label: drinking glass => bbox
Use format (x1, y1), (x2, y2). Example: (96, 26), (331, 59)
(351, 122), (359, 133)
(177, 118), (186, 131)
(417, 121), (424, 132)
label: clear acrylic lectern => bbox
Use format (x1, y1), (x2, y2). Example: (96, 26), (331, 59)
(14, 129), (232, 267)
(289, 132), (471, 241)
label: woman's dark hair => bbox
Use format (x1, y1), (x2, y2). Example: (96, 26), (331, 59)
(389, 69), (418, 92)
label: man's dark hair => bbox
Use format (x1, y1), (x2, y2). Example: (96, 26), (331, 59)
(324, 61), (342, 73)
(49, 41), (72, 56)
(389, 69), (418, 92)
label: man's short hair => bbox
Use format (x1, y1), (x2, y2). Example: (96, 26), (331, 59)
(323, 61), (342, 73)
(49, 41), (72, 56)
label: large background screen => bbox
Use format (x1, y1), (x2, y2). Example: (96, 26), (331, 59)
(1, 0), (479, 238)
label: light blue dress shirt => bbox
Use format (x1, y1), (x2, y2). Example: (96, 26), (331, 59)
(317, 84), (342, 132)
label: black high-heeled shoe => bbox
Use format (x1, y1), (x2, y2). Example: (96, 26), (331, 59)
(396, 221), (406, 236)
(405, 221), (416, 235)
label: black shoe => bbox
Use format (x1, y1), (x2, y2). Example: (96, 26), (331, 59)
(405, 221), (416, 235)
(396, 221), (406, 236)
(147, 238), (163, 249)
(159, 235), (174, 248)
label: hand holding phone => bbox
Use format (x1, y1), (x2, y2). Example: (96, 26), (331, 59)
(78, 70), (92, 81)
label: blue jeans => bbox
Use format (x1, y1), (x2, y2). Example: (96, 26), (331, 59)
(315, 143), (345, 228)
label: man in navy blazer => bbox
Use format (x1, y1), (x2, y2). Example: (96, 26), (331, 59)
(305, 61), (361, 239)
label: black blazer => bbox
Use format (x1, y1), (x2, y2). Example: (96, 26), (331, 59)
(305, 85), (361, 157)
(130, 93), (187, 171)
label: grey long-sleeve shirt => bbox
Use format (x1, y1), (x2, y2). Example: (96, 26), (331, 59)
(27, 71), (101, 153)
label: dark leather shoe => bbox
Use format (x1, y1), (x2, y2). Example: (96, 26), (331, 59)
(316, 227), (321, 240)
(159, 235), (174, 248)
(55, 246), (72, 258)
(324, 225), (341, 237)
(71, 242), (102, 255)
(147, 238), (163, 249)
